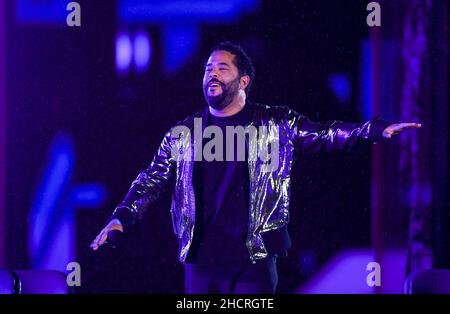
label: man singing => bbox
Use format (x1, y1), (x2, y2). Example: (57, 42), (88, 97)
(90, 41), (421, 294)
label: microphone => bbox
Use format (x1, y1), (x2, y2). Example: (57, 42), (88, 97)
(106, 230), (124, 248)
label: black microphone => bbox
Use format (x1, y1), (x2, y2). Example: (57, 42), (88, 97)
(106, 230), (124, 248)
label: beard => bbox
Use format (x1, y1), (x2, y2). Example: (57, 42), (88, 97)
(203, 77), (240, 110)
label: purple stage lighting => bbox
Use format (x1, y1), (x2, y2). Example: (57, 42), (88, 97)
(133, 30), (152, 73)
(116, 32), (133, 74)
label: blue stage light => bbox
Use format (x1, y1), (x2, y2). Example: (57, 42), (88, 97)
(118, 0), (259, 74)
(116, 32), (133, 74)
(328, 73), (352, 105)
(16, 0), (67, 25)
(133, 30), (152, 73)
(29, 133), (106, 271)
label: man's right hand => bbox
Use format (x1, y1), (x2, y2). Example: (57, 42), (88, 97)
(90, 218), (124, 251)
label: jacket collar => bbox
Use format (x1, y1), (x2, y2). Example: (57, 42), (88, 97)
(200, 100), (260, 129)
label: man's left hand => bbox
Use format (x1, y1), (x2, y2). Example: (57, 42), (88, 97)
(382, 123), (422, 139)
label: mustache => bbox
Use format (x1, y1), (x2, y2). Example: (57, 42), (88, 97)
(206, 78), (224, 86)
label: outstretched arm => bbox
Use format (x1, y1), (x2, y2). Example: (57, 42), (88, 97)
(90, 129), (176, 250)
(108, 129), (175, 228)
(285, 107), (421, 153)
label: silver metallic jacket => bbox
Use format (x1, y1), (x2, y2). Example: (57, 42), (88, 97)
(110, 102), (389, 262)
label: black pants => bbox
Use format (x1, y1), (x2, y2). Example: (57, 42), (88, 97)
(184, 255), (278, 294)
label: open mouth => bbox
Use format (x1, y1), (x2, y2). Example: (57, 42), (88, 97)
(208, 81), (222, 88)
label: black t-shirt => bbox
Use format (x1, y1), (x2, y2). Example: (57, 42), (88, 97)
(185, 105), (251, 265)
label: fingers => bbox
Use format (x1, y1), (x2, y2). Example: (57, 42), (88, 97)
(90, 221), (124, 251)
(90, 234), (100, 250)
(389, 123), (422, 137)
(92, 232), (106, 250)
(396, 123), (422, 130)
(90, 230), (108, 251)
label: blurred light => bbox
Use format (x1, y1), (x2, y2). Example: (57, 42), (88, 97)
(133, 31), (152, 73)
(118, 0), (259, 74)
(360, 39), (373, 120)
(297, 249), (407, 294)
(118, 0), (258, 23)
(116, 32), (133, 74)
(16, 0), (67, 25)
(360, 39), (398, 120)
(29, 133), (74, 270)
(299, 249), (375, 294)
(163, 25), (199, 74)
(328, 73), (351, 105)
(29, 133), (106, 271)
(71, 184), (107, 208)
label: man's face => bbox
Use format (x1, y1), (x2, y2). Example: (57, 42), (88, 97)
(203, 50), (241, 110)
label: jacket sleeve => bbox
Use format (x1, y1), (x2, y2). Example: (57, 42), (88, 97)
(285, 107), (391, 153)
(108, 129), (176, 229)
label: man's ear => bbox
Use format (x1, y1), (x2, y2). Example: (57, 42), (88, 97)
(240, 75), (250, 90)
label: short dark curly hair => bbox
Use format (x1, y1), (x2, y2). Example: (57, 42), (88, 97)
(209, 41), (255, 95)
